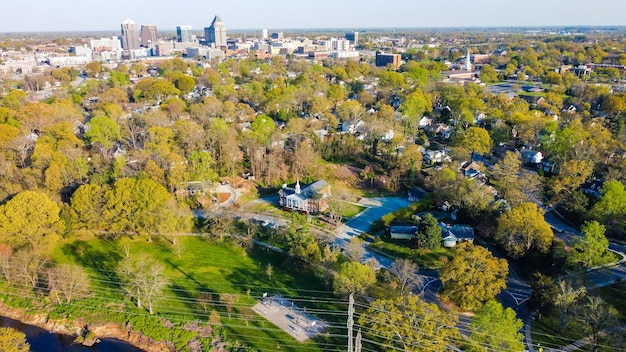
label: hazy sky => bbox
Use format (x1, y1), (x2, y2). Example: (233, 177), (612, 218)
(3, 0), (625, 32)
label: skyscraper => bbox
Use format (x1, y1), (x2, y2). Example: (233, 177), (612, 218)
(140, 25), (157, 47)
(121, 19), (140, 50)
(204, 15), (226, 48)
(261, 29), (268, 40)
(176, 25), (193, 43)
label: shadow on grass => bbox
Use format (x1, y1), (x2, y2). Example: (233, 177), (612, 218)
(61, 240), (122, 289)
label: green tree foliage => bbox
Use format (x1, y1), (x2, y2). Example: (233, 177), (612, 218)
(569, 221), (612, 269)
(577, 296), (618, 352)
(453, 126), (493, 156)
(490, 151), (541, 207)
(169, 73), (195, 95)
(250, 114), (275, 140)
(591, 179), (626, 224)
(0, 191), (61, 249)
(359, 295), (458, 352)
(467, 301), (524, 352)
(0, 327), (30, 352)
(479, 64), (499, 83)
(84, 116), (121, 151)
(440, 243), (508, 310)
(496, 202), (553, 258)
(417, 213), (441, 250)
(333, 261), (376, 295)
(70, 184), (107, 230)
(102, 178), (191, 236)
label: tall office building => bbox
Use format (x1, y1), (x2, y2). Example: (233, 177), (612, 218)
(204, 15), (227, 47)
(345, 31), (359, 46)
(176, 25), (193, 43)
(261, 29), (268, 40)
(121, 19), (140, 50)
(140, 25), (157, 47)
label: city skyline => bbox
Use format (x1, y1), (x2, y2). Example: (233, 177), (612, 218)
(2, 0), (625, 32)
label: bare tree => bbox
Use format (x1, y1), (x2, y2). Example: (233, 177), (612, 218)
(117, 257), (169, 314)
(345, 236), (365, 262)
(11, 249), (47, 288)
(198, 291), (213, 312)
(577, 296), (618, 352)
(0, 244), (13, 283)
(220, 293), (239, 320)
(265, 263), (273, 281)
(47, 264), (91, 304)
(555, 280), (586, 333)
(389, 259), (421, 296)
(208, 216), (233, 242)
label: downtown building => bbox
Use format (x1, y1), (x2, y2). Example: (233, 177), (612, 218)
(120, 19), (140, 50)
(204, 16), (227, 48)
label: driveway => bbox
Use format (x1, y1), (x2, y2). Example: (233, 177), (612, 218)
(333, 197), (411, 269)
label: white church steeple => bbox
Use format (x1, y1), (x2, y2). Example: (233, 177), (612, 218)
(295, 179), (301, 194)
(465, 49), (472, 71)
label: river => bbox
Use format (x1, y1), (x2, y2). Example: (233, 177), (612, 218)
(0, 316), (144, 352)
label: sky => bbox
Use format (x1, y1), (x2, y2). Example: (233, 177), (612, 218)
(2, 0), (625, 32)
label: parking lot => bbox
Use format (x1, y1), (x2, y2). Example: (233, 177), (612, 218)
(252, 295), (327, 342)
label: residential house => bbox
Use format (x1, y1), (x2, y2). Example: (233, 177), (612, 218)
(423, 149), (452, 165)
(278, 180), (331, 214)
(389, 225), (418, 240)
(520, 149), (543, 165)
(428, 123), (452, 139)
(439, 223), (475, 248)
(418, 116), (432, 129)
(459, 161), (487, 184)
(581, 178), (604, 198)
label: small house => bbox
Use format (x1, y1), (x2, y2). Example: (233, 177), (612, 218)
(439, 223), (475, 247)
(520, 149), (543, 165)
(389, 225), (418, 240)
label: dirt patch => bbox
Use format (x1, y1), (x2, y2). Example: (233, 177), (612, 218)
(216, 193), (231, 204)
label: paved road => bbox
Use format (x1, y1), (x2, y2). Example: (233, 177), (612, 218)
(334, 197), (411, 270)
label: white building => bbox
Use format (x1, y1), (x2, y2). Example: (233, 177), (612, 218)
(90, 37), (122, 51)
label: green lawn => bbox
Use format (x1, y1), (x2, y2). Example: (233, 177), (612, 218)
(369, 238), (451, 269)
(341, 202), (366, 219)
(46, 235), (343, 351)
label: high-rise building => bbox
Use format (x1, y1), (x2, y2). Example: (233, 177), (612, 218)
(204, 15), (227, 47)
(345, 31), (359, 47)
(176, 25), (193, 43)
(261, 29), (268, 40)
(121, 19), (140, 50)
(140, 25), (157, 47)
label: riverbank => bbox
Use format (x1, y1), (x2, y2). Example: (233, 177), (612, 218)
(0, 303), (171, 352)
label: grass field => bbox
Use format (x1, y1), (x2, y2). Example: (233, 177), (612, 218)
(47, 234), (344, 351)
(368, 237), (451, 269)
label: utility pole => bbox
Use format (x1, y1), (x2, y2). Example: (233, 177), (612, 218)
(355, 328), (362, 352)
(348, 293), (354, 352)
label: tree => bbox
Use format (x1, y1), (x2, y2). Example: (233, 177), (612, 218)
(345, 236), (365, 262)
(577, 296), (618, 352)
(569, 221), (612, 269)
(47, 264), (91, 304)
(220, 293), (239, 320)
(333, 262), (376, 295)
(528, 273), (558, 316)
(453, 127), (493, 157)
(467, 301), (524, 352)
(590, 180), (626, 223)
(491, 151), (541, 206)
(496, 202), (553, 258)
(555, 280), (586, 333)
(10, 249), (47, 289)
(440, 243), (508, 310)
(265, 263), (273, 280)
(359, 295), (458, 352)
(70, 184), (107, 231)
(389, 259), (421, 296)
(117, 256), (169, 314)
(0, 327), (29, 352)
(0, 190), (61, 249)
(550, 160), (593, 201)
(417, 213), (442, 250)
(479, 64), (499, 83)
(84, 116), (121, 154)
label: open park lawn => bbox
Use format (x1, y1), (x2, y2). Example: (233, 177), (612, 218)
(47, 235), (344, 351)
